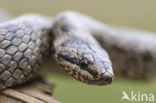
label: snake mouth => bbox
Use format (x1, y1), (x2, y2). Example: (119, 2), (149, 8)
(87, 72), (113, 85)
(57, 53), (113, 85)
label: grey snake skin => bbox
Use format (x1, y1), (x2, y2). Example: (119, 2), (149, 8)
(66, 11), (156, 80)
(0, 10), (156, 89)
(0, 14), (51, 89)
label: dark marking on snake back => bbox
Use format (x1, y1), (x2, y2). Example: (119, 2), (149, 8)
(61, 24), (77, 32)
(142, 51), (152, 62)
(60, 36), (93, 49)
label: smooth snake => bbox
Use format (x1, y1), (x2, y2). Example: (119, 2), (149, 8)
(0, 10), (156, 89)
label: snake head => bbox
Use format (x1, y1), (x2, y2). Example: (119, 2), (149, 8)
(56, 37), (114, 85)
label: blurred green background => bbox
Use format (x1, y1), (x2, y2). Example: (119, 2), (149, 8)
(0, 0), (156, 103)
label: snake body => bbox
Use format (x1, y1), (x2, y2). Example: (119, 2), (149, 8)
(0, 10), (156, 89)
(0, 14), (51, 89)
(63, 11), (156, 80)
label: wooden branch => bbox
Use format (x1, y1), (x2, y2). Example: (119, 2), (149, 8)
(0, 79), (60, 103)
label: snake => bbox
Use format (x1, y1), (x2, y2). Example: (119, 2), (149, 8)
(0, 10), (156, 90)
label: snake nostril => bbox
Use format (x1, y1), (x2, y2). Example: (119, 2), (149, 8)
(93, 72), (113, 85)
(104, 73), (113, 83)
(104, 75), (113, 83)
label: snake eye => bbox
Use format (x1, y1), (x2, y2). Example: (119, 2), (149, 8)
(79, 59), (88, 69)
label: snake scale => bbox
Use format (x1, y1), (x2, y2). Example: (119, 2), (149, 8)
(0, 10), (156, 89)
